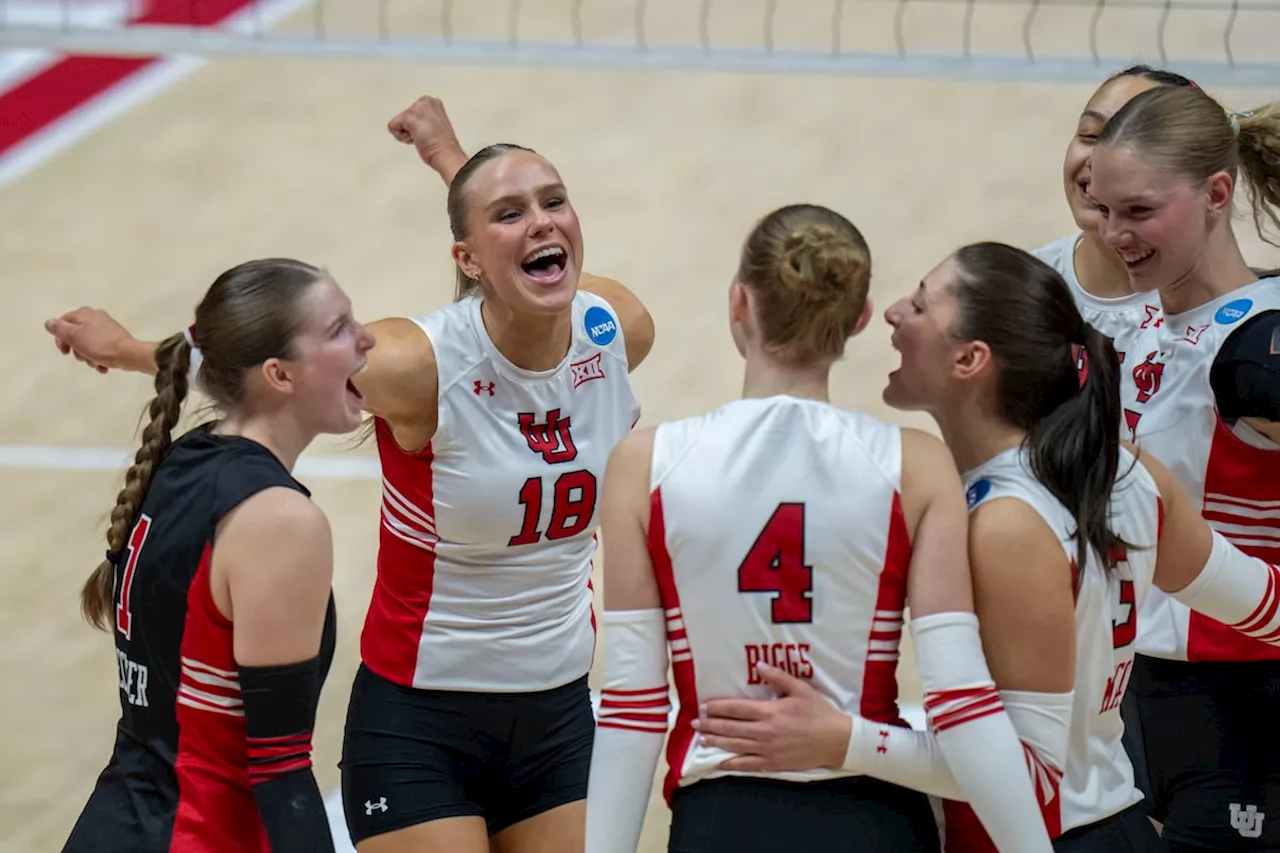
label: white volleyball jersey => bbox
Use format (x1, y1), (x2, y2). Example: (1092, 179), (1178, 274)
(645, 396), (913, 802)
(961, 446), (1161, 834)
(361, 291), (640, 692)
(1032, 234), (1164, 356)
(1119, 277), (1280, 662)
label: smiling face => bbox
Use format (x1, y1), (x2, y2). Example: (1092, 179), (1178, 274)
(1062, 74), (1166, 232)
(450, 149), (584, 316)
(1087, 143), (1231, 293)
(882, 255), (967, 413)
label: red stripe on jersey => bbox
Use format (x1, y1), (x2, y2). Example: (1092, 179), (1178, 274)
(362, 417), (440, 686)
(172, 542), (271, 852)
(941, 739), (1064, 851)
(648, 486), (700, 805)
(1189, 417), (1280, 662)
(859, 491), (911, 727)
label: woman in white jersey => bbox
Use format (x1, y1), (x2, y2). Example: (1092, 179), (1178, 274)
(694, 243), (1280, 851)
(583, 204), (1057, 853)
(45, 96), (655, 853)
(1030, 65), (1196, 350)
(1083, 84), (1280, 852)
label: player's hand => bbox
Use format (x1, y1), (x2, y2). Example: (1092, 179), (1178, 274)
(44, 306), (134, 373)
(693, 662), (852, 773)
(387, 95), (469, 185)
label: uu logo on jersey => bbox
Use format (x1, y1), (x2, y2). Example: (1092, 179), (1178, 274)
(965, 478), (992, 510)
(1216, 298), (1253, 325)
(584, 305), (617, 346)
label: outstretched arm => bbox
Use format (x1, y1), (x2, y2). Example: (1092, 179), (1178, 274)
(1141, 448), (1280, 645)
(584, 428), (669, 853)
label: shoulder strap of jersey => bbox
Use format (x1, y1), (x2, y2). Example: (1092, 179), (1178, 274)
(210, 445), (309, 525)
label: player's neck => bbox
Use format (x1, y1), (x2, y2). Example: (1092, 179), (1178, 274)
(934, 402), (1026, 475)
(480, 298), (573, 372)
(213, 412), (311, 473)
(741, 354), (830, 403)
(1158, 232), (1257, 317)
(1074, 233), (1136, 300)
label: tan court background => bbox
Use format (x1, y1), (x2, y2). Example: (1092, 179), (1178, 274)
(2, 0), (1279, 849)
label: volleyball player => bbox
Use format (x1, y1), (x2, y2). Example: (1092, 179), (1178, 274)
(1031, 65), (1195, 346)
(58, 258), (374, 853)
(1080, 85), (1280, 851)
(694, 243), (1280, 851)
(584, 204), (1055, 853)
(46, 95), (655, 853)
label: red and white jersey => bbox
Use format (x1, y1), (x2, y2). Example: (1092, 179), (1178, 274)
(1119, 277), (1280, 662)
(645, 396), (912, 801)
(1032, 234), (1163, 354)
(361, 290), (641, 692)
(960, 446), (1161, 834)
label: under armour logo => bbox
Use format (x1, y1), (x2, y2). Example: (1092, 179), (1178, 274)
(1231, 803), (1265, 839)
(365, 797), (388, 815)
(474, 380), (495, 396)
(877, 728), (889, 754)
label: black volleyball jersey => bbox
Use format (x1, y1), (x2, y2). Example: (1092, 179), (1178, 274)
(102, 424), (336, 850)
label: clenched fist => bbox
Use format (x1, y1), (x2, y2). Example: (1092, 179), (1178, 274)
(387, 95), (469, 186)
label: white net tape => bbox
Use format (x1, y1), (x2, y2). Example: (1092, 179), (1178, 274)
(1, 0), (1277, 84)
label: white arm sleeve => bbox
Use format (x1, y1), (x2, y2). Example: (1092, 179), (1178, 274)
(584, 609), (671, 853)
(840, 688), (1071, 816)
(912, 611), (1056, 852)
(1170, 529), (1280, 645)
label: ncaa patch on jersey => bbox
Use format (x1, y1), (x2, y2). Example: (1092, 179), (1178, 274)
(585, 305), (618, 346)
(1216, 298), (1253, 325)
(965, 478), (992, 510)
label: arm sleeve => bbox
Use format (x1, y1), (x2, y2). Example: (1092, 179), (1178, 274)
(841, 690), (1072, 829)
(1170, 529), (1280, 645)
(584, 608), (671, 853)
(239, 657), (335, 853)
(910, 611), (1056, 852)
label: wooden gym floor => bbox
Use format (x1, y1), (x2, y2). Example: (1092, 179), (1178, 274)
(1, 1), (1277, 850)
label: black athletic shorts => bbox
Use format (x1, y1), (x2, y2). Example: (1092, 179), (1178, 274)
(1052, 803), (1164, 853)
(1122, 653), (1280, 851)
(339, 663), (594, 845)
(667, 774), (941, 853)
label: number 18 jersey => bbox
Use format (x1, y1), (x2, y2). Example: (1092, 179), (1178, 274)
(646, 395), (912, 801)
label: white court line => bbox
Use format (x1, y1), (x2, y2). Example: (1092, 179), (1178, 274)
(0, 442), (381, 478)
(321, 696), (926, 848)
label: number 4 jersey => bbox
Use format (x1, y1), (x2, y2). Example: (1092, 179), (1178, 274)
(364, 290), (640, 693)
(645, 395), (913, 796)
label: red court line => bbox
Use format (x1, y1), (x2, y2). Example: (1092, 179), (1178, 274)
(0, 0), (256, 158)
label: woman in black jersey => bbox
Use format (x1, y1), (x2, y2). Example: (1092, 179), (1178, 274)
(58, 258), (374, 853)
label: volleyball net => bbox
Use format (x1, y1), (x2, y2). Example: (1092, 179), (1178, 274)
(0, 0), (1277, 84)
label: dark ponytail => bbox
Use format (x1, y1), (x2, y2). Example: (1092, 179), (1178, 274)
(950, 242), (1125, 576)
(81, 332), (191, 630)
(1024, 323), (1123, 574)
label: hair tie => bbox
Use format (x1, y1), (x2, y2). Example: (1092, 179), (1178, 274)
(105, 548), (123, 566)
(183, 324), (198, 348)
(1071, 342), (1090, 389)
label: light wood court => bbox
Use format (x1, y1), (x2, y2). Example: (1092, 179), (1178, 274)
(1, 1), (1277, 850)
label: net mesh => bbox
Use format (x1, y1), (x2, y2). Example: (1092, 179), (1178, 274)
(1, 0), (1277, 84)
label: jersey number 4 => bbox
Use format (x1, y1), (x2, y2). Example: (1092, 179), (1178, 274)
(115, 514), (153, 641)
(738, 503), (813, 623)
(508, 471), (598, 546)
